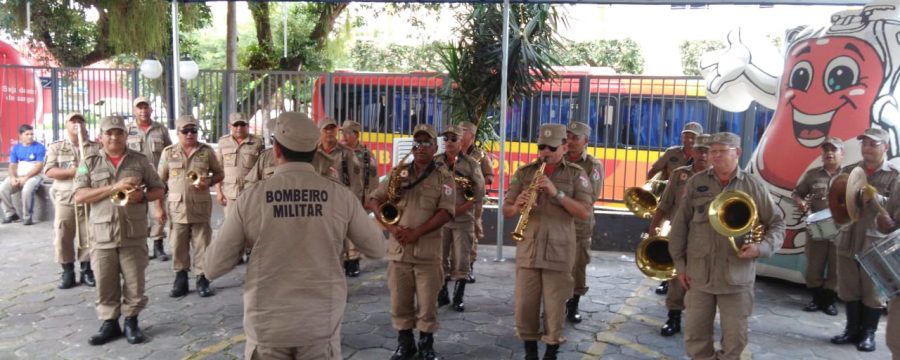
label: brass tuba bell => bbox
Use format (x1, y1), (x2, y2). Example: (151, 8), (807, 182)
(635, 220), (676, 280)
(186, 170), (202, 186)
(624, 172), (666, 219)
(708, 190), (764, 255)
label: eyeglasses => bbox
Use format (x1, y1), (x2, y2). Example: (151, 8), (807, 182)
(232, 122), (248, 127)
(861, 140), (884, 148)
(180, 128), (198, 135)
(709, 147), (736, 156)
(413, 141), (434, 148)
(443, 136), (459, 142)
(537, 144), (558, 152)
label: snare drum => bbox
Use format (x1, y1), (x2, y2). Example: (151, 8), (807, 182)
(856, 230), (900, 300)
(806, 208), (839, 241)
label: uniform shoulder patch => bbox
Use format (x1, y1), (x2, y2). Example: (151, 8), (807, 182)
(591, 168), (601, 181)
(579, 175), (589, 188)
(443, 183), (454, 196)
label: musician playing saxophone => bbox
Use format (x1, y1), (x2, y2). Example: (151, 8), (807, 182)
(434, 125), (484, 312)
(365, 124), (455, 360)
(501, 124), (592, 359)
(668, 132), (784, 360)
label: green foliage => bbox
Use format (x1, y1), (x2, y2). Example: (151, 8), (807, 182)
(347, 40), (444, 72)
(555, 39), (644, 74)
(679, 40), (723, 76)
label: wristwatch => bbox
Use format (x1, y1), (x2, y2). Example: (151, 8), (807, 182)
(554, 190), (566, 201)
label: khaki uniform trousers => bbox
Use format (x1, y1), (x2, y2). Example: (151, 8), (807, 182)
(887, 299), (900, 360)
(571, 236), (591, 296)
(683, 289), (753, 360)
(170, 222), (212, 275)
(92, 245), (149, 320)
(388, 261), (443, 333)
(471, 202), (484, 263)
(665, 277), (686, 311)
(245, 337), (341, 360)
(837, 253), (882, 308)
(441, 223), (475, 280)
(53, 203), (90, 263)
(148, 200), (166, 239)
(515, 267), (573, 345)
(805, 239), (837, 289)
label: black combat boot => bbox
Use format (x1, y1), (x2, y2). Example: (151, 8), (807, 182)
(80, 261), (96, 287)
(566, 295), (582, 323)
(196, 275), (215, 298)
(832, 301), (862, 344)
(1, 213), (19, 224)
(437, 278), (450, 307)
(857, 305), (881, 352)
(150, 239), (169, 261)
(169, 271), (189, 297)
(660, 310), (682, 336)
(452, 280), (466, 312)
(389, 329), (417, 360)
(820, 289), (838, 316)
(417, 331), (438, 360)
(524, 341), (539, 360)
(59, 263), (76, 289)
(803, 287), (821, 312)
(123, 315), (144, 344)
(543, 344), (560, 360)
(88, 318), (122, 345)
(655, 280), (668, 295)
(467, 262), (476, 283)
(346, 259), (361, 277)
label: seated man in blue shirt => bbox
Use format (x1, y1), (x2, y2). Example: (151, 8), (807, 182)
(1, 124), (46, 225)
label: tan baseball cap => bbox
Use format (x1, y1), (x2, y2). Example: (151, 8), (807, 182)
(133, 97), (150, 108)
(459, 121), (477, 134)
(857, 128), (890, 144)
(441, 125), (463, 136)
(175, 115), (199, 130)
(273, 112), (318, 152)
(318, 117), (337, 130)
(822, 137), (844, 150)
(693, 133), (711, 149)
(566, 121), (590, 138)
(228, 113), (246, 125)
(538, 124), (567, 147)
(341, 120), (362, 134)
(413, 123), (437, 139)
(682, 122), (703, 135)
(709, 132), (741, 148)
(65, 112), (85, 123)
(100, 115), (127, 132)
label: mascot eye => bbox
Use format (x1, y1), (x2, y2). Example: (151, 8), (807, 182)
(824, 56), (859, 93)
(789, 61), (813, 91)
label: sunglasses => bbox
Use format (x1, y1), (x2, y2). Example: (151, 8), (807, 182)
(413, 141), (435, 148)
(232, 122), (248, 127)
(537, 144), (558, 152)
(180, 128), (198, 135)
(443, 136), (459, 142)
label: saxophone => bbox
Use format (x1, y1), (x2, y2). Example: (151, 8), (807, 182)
(511, 158), (547, 242)
(377, 152), (413, 225)
(453, 174), (475, 201)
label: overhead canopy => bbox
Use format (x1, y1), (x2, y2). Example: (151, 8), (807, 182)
(174, 0), (866, 5)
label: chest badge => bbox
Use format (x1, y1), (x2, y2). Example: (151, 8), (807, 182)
(680, 173), (688, 181)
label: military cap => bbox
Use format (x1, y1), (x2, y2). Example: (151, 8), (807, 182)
(176, 115), (199, 130)
(133, 97), (150, 108)
(857, 128), (890, 144)
(682, 122), (703, 135)
(318, 117), (337, 130)
(341, 120), (362, 134)
(709, 132), (741, 148)
(65, 112), (85, 123)
(822, 137), (844, 150)
(693, 133), (711, 149)
(228, 113), (246, 125)
(413, 123), (438, 139)
(538, 124), (567, 147)
(566, 121), (591, 138)
(459, 121), (477, 134)
(100, 115), (127, 132)
(273, 112), (318, 152)
(441, 124), (463, 136)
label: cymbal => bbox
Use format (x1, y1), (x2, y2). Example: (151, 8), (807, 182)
(847, 167), (867, 222)
(829, 173), (850, 225)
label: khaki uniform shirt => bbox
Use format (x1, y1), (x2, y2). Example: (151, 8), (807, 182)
(835, 160), (900, 256)
(245, 148), (276, 184)
(349, 143), (380, 200)
(505, 160), (594, 272)
(370, 161), (456, 265)
(466, 145), (494, 185)
(651, 146), (691, 180)
(44, 139), (101, 205)
(204, 162), (385, 348)
(126, 121), (172, 170)
(157, 143), (224, 224)
(216, 134), (264, 200)
(434, 153), (485, 224)
(72, 149), (165, 249)
(312, 144), (364, 200)
(669, 168), (785, 294)
(568, 152), (604, 238)
(657, 165), (699, 216)
(793, 166), (843, 213)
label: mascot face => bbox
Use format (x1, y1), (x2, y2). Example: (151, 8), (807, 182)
(759, 36), (883, 190)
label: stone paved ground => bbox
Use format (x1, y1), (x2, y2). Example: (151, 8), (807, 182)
(0, 218), (892, 359)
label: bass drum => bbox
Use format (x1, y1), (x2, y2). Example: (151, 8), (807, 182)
(856, 229), (900, 300)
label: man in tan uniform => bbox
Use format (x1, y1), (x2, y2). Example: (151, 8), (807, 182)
(562, 121), (604, 324)
(366, 123), (455, 360)
(873, 178), (900, 359)
(502, 124), (593, 359)
(648, 121), (702, 295)
(340, 120), (379, 276)
(205, 111), (385, 360)
(156, 115), (225, 298)
(434, 125), (484, 312)
(459, 121), (492, 283)
(44, 113), (102, 289)
(245, 148), (276, 184)
(669, 132), (785, 360)
(791, 137), (844, 316)
(73, 115), (166, 345)
(215, 113), (264, 264)
(830, 128), (898, 352)
(127, 97), (173, 261)
(647, 134), (711, 336)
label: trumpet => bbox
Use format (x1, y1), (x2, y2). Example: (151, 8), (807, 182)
(111, 188), (138, 206)
(186, 170), (203, 186)
(708, 190), (765, 255)
(511, 157), (547, 242)
(378, 151), (413, 225)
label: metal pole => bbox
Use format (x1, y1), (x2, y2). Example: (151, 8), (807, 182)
(171, 0), (181, 118)
(25, 1), (31, 35)
(282, 3), (288, 58)
(495, 0), (510, 262)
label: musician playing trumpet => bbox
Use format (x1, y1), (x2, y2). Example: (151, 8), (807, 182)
(791, 137), (844, 316)
(668, 132), (784, 360)
(365, 124), (455, 360)
(156, 115), (224, 298)
(501, 124), (592, 359)
(72, 115), (166, 345)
